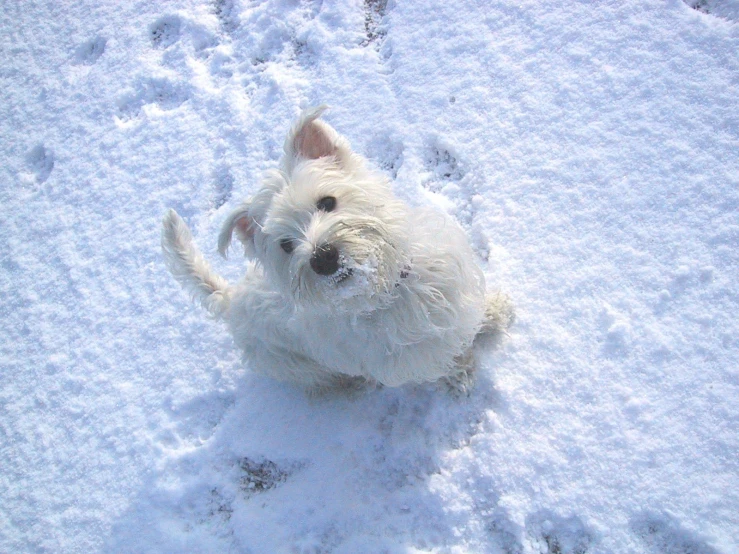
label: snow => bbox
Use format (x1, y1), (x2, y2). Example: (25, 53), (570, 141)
(1, 0), (738, 552)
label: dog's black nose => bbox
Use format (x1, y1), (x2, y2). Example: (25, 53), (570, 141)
(310, 244), (340, 276)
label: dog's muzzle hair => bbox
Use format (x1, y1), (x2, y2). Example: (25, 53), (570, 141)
(282, 217), (407, 311)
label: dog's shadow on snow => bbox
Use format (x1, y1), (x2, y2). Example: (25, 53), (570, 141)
(106, 350), (512, 551)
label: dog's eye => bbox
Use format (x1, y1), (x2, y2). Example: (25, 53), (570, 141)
(316, 196), (336, 212)
(279, 239), (295, 254)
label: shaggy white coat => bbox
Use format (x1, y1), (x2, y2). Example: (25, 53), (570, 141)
(162, 106), (512, 391)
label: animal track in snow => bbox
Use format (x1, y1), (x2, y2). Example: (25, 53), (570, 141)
(150, 16), (182, 49)
(685, 0), (739, 21)
(525, 512), (595, 554)
(212, 164), (234, 210)
(368, 135), (404, 179)
(422, 141), (483, 228)
(184, 456), (305, 531)
(362, 0), (389, 47)
(486, 512), (524, 554)
(239, 457), (303, 497)
(116, 78), (190, 120)
(631, 512), (720, 554)
(214, 0), (239, 35)
(290, 38), (313, 66)
(247, 33), (302, 68)
(231, 1), (320, 69)
(24, 145), (55, 184)
(423, 143), (465, 193)
(73, 36), (106, 65)
(207, 488), (234, 523)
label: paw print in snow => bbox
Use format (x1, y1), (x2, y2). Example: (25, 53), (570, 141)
(631, 512), (720, 554)
(74, 36), (106, 65)
(362, 0), (390, 47)
(684, 0), (739, 21)
(239, 457), (303, 497)
(525, 512), (595, 554)
(212, 164), (234, 210)
(214, 0), (239, 35)
(150, 16), (181, 49)
(116, 78), (190, 121)
(423, 143), (465, 193)
(368, 135), (404, 179)
(24, 145), (55, 184)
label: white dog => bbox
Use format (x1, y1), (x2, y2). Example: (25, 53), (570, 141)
(162, 107), (512, 392)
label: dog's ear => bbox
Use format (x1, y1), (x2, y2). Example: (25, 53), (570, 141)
(290, 105), (334, 159)
(218, 203), (256, 258)
(219, 175), (285, 258)
(283, 105), (348, 173)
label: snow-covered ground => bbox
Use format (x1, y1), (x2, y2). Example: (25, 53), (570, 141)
(2, 0), (738, 552)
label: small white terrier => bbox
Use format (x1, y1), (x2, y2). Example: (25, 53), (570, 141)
(162, 107), (512, 392)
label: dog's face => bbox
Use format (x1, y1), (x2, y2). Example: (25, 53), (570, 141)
(219, 107), (410, 312)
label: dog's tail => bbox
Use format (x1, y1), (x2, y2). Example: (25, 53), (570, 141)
(161, 209), (230, 318)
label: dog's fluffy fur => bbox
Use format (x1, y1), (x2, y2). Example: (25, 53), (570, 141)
(162, 106), (512, 392)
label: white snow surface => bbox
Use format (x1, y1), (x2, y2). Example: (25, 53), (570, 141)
(2, 0), (738, 552)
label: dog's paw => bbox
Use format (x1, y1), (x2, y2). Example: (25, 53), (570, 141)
(335, 374), (377, 394)
(306, 374), (377, 397)
(441, 372), (474, 398)
(441, 350), (476, 397)
(480, 292), (515, 335)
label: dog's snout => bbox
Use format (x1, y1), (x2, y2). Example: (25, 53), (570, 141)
(310, 244), (340, 276)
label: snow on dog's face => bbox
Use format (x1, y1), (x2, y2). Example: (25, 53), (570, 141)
(219, 107), (411, 312)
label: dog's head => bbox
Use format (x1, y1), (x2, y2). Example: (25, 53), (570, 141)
(219, 107), (410, 312)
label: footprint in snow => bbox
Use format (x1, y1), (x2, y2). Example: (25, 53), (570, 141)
(367, 134), (404, 179)
(150, 15), (182, 49)
(487, 513), (524, 554)
(631, 512), (720, 554)
(362, 0), (390, 47)
(422, 140), (483, 225)
(204, 456), (304, 524)
(239, 457), (291, 495)
(525, 511), (595, 554)
(685, 0), (739, 21)
(214, 0), (239, 35)
(116, 77), (190, 121)
(73, 36), (107, 65)
(24, 145), (55, 184)
(423, 142), (465, 193)
(212, 164), (234, 210)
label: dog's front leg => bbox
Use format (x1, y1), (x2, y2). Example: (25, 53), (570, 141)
(442, 349), (477, 397)
(247, 346), (373, 396)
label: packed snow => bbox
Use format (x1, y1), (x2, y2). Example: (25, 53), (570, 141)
(1, 0), (738, 552)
